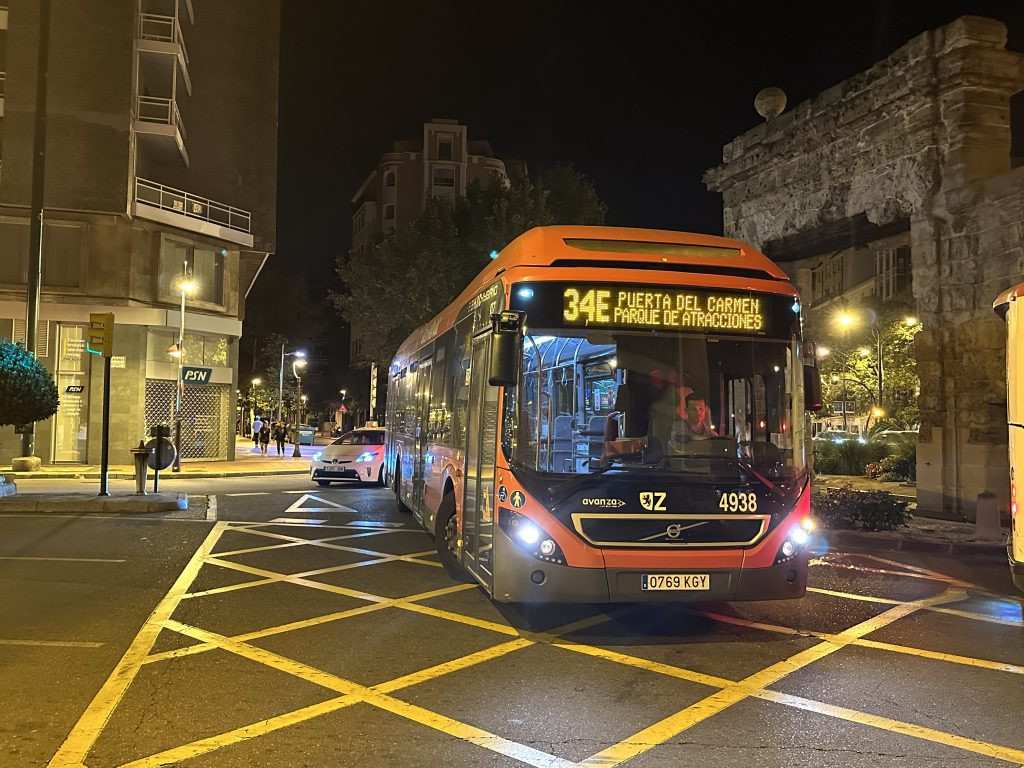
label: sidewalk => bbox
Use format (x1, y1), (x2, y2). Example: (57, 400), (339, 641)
(1, 436), (324, 480)
(814, 474), (917, 501)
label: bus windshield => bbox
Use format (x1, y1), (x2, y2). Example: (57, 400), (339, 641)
(506, 330), (806, 484)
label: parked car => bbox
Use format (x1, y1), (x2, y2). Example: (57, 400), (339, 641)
(812, 430), (863, 444)
(309, 426), (386, 486)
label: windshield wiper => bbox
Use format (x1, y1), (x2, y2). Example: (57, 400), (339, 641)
(546, 460), (657, 505)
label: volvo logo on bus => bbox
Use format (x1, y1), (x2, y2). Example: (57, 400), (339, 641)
(666, 524), (683, 539)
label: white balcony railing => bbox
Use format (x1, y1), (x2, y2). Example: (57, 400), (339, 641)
(136, 95), (187, 141)
(135, 177), (252, 236)
(138, 12), (189, 64)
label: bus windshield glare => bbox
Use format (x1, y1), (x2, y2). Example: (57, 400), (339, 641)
(506, 329), (806, 485)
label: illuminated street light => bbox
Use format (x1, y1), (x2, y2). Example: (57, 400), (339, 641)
(277, 347), (307, 422)
(872, 406), (886, 418)
(836, 312), (856, 329)
(858, 347), (870, 357)
(816, 345), (831, 359)
(905, 316), (919, 327)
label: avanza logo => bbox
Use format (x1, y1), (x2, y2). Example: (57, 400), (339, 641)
(581, 498), (626, 507)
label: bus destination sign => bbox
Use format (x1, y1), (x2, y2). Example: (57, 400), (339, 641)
(563, 286), (765, 332)
(508, 282), (798, 338)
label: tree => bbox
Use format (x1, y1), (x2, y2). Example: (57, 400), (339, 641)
(808, 291), (922, 430)
(334, 167), (606, 366)
(0, 339), (59, 427)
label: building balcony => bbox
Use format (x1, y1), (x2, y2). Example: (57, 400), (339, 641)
(134, 94), (189, 166)
(137, 10), (192, 95)
(133, 177), (254, 247)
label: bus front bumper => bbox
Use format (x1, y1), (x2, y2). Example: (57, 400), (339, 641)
(492, 528), (807, 603)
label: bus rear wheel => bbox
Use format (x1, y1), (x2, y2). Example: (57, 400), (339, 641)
(435, 494), (472, 583)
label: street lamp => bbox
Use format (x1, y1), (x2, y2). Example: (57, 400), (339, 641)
(291, 358), (307, 458)
(245, 377), (262, 436)
(834, 311), (858, 432)
(277, 347), (306, 422)
(172, 267), (197, 472)
(339, 388), (347, 432)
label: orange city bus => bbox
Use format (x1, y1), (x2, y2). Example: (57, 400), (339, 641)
(385, 226), (822, 603)
(994, 283), (1024, 592)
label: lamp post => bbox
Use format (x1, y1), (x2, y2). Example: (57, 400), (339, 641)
(170, 265), (197, 472)
(339, 388), (347, 433)
(277, 346), (306, 422)
(246, 377), (262, 436)
(835, 311), (856, 432)
(291, 358), (306, 458)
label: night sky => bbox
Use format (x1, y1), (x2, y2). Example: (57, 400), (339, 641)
(275, 0), (1024, 282)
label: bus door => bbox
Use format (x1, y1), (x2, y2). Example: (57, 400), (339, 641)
(461, 330), (497, 590)
(411, 353), (432, 524)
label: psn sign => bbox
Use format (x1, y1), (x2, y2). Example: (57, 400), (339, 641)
(181, 366), (213, 384)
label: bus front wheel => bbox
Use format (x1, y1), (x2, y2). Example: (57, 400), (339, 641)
(435, 494), (473, 583)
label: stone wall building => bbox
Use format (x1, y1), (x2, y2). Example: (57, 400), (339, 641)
(705, 16), (1024, 520)
(0, 0), (279, 466)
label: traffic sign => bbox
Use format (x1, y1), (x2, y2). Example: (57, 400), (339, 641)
(86, 312), (114, 357)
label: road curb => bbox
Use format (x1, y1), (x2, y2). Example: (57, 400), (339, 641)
(819, 528), (1007, 558)
(3, 468), (309, 481)
(0, 491), (188, 514)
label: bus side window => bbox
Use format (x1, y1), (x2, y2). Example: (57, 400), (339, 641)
(430, 344), (446, 441)
(450, 319), (472, 448)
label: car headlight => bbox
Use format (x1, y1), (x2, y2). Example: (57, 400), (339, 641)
(312, 452), (322, 462)
(355, 451), (376, 462)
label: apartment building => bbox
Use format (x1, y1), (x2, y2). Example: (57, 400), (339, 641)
(0, 0), (279, 466)
(350, 118), (508, 255)
(349, 119), (507, 366)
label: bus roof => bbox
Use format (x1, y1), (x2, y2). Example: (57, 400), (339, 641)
(395, 226), (793, 360)
(994, 282), (1024, 319)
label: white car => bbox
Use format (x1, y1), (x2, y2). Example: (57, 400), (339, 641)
(309, 427), (386, 487)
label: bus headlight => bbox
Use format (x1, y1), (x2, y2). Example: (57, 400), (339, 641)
(499, 508), (565, 565)
(776, 524), (811, 564)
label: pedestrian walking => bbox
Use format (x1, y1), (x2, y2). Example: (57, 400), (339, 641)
(273, 420), (287, 456)
(252, 415), (264, 448)
(258, 421), (271, 456)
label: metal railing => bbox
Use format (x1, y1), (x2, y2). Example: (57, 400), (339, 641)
(136, 95), (188, 142)
(135, 177), (252, 235)
(138, 12), (189, 64)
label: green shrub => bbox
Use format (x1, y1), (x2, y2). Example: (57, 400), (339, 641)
(812, 485), (913, 531)
(813, 440), (841, 474)
(878, 447), (916, 482)
(864, 461), (884, 479)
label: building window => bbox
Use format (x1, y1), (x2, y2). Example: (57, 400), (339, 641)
(384, 204), (395, 220)
(875, 245), (911, 300)
(384, 170), (396, 187)
(42, 224), (83, 289)
(811, 254), (843, 303)
(433, 167), (455, 188)
(438, 135), (453, 160)
(159, 239), (224, 306)
(0, 221), (28, 284)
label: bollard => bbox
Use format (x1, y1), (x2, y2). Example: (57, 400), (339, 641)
(131, 441), (151, 495)
(975, 491), (1003, 542)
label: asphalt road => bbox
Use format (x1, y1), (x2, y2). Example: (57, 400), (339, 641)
(1, 475), (1022, 768)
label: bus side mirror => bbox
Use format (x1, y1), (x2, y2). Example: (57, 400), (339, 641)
(804, 365), (823, 412)
(489, 311), (523, 386)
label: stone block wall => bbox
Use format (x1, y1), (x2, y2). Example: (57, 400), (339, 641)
(705, 16), (1024, 519)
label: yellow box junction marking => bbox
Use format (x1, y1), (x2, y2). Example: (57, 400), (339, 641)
(47, 521), (1024, 768)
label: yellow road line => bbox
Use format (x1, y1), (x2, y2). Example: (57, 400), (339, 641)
(145, 583), (478, 665)
(395, 600), (521, 637)
(808, 586), (1023, 626)
(756, 689), (1024, 764)
(549, 638), (733, 690)
(46, 521), (228, 768)
(117, 695), (360, 768)
(0, 638), (103, 648)
(577, 590), (961, 768)
(700, 608), (1024, 675)
(374, 638), (533, 693)
(154, 620), (572, 768)
(858, 554), (978, 589)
